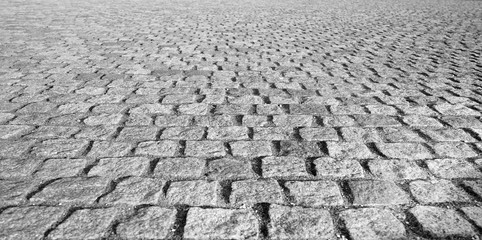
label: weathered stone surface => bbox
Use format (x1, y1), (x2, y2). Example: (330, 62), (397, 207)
(116, 207), (177, 239)
(0, 140), (35, 157)
(154, 157), (205, 179)
(49, 208), (119, 240)
(409, 206), (476, 238)
(253, 127), (291, 140)
(376, 143), (432, 159)
(262, 156), (310, 178)
(136, 140), (179, 156)
(299, 127), (338, 141)
(88, 157), (150, 178)
(26, 126), (80, 139)
(0, 180), (34, 206)
(206, 158), (255, 180)
(207, 126), (249, 140)
(368, 159), (429, 180)
(100, 177), (164, 205)
(75, 126), (117, 140)
(431, 142), (478, 158)
(285, 181), (343, 206)
(166, 180), (221, 206)
(32, 139), (89, 158)
(30, 177), (109, 204)
(117, 126), (159, 141)
(327, 142), (375, 159)
(230, 141), (272, 157)
(35, 158), (87, 179)
(184, 208), (258, 239)
(410, 180), (472, 203)
(341, 208), (406, 240)
(273, 115), (313, 127)
(0, 206), (67, 240)
(269, 205), (335, 239)
(161, 127), (205, 140)
(230, 180), (283, 206)
(0, 158), (37, 178)
(279, 141), (324, 157)
(88, 141), (134, 158)
(402, 115), (443, 127)
(460, 207), (482, 229)
(314, 157), (365, 178)
(84, 113), (123, 125)
(0, 125), (34, 139)
(185, 140), (225, 157)
(350, 180), (411, 205)
(426, 159), (482, 178)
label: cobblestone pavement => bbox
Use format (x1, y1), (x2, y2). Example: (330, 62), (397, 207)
(0, 0), (482, 239)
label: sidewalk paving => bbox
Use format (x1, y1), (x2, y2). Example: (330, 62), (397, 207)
(0, 0), (481, 239)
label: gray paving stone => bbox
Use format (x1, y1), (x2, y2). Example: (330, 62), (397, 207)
(376, 143), (432, 160)
(161, 126), (205, 140)
(231, 141), (273, 157)
(426, 159), (482, 179)
(314, 157), (365, 178)
(32, 139), (89, 158)
(230, 179), (284, 207)
(0, 125), (34, 139)
(269, 205), (335, 239)
(409, 206), (476, 238)
(0, 158), (37, 179)
(299, 127), (338, 141)
(207, 126), (249, 140)
(0, 180), (35, 206)
(409, 179), (472, 203)
(154, 157), (205, 179)
(184, 208), (258, 239)
(88, 157), (150, 178)
(185, 140), (225, 157)
(166, 180), (221, 206)
(100, 177), (165, 205)
(327, 142), (375, 159)
(206, 158), (255, 180)
(341, 208), (406, 240)
(30, 177), (109, 204)
(368, 159), (429, 180)
(34, 158), (87, 179)
(0, 206), (67, 240)
(262, 156), (310, 179)
(460, 206), (482, 229)
(136, 140), (179, 157)
(350, 180), (411, 205)
(431, 142), (478, 158)
(49, 208), (120, 240)
(285, 181), (344, 206)
(116, 207), (176, 239)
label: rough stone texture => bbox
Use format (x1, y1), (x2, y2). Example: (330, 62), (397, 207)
(30, 177), (109, 204)
(409, 206), (476, 238)
(410, 180), (473, 204)
(116, 207), (177, 239)
(0, 206), (67, 240)
(269, 205), (336, 239)
(2, 0), (482, 238)
(285, 181), (344, 206)
(48, 208), (119, 240)
(350, 180), (411, 205)
(460, 207), (482, 229)
(184, 208), (258, 239)
(341, 208), (407, 240)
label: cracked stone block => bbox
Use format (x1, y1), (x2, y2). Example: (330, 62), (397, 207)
(461, 207), (482, 229)
(231, 141), (272, 157)
(431, 142), (478, 158)
(185, 140), (225, 157)
(166, 180), (221, 206)
(84, 113), (123, 126)
(116, 207), (176, 239)
(130, 103), (173, 115)
(153, 157), (205, 179)
(314, 157), (365, 178)
(409, 206), (476, 238)
(262, 156), (310, 179)
(88, 157), (150, 178)
(30, 177), (109, 204)
(0, 125), (34, 139)
(285, 181), (343, 206)
(26, 126), (80, 139)
(178, 103), (210, 115)
(35, 158), (87, 179)
(206, 158), (255, 180)
(184, 208), (258, 239)
(350, 180), (410, 205)
(422, 128), (476, 142)
(340, 208), (406, 240)
(32, 139), (89, 158)
(253, 127), (292, 140)
(368, 159), (429, 180)
(410, 180), (472, 203)
(269, 205), (335, 239)
(0, 206), (67, 240)
(327, 142), (375, 159)
(0, 140), (35, 157)
(75, 126), (117, 140)
(0, 180), (34, 206)
(340, 127), (383, 142)
(230, 180), (283, 207)
(381, 127), (426, 142)
(402, 115), (443, 127)
(280, 141), (324, 157)
(100, 177), (164, 205)
(426, 159), (482, 178)
(207, 126), (249, 140)
(88, 141), (133, 158)
(155, 115), (192, 127)
(117, 126), (159, 141)
(0, 158), (37, 178)
(376, 143), (432, 159)
(299, 127), (338, 141)
(48, 208), (120, 240)
(273, 115), (313, 127)
(161, 127), (205, 140)
(136, 141), (178, 157)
